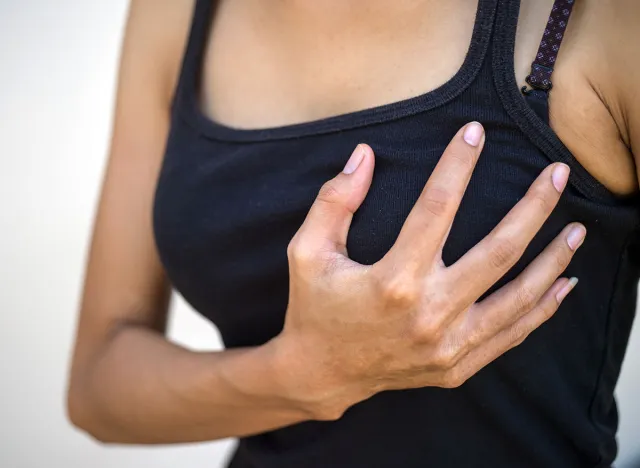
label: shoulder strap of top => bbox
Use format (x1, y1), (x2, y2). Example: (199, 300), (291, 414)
(171, 0), (215, 111)
(522, 0), (576, 96)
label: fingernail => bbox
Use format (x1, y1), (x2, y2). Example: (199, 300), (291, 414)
(343, 144), (365, 174)
(552, 164), (570, 193)
(556, 277), (579, 303)
(566, 225), (586, 251)
(463, 122), (484, 147)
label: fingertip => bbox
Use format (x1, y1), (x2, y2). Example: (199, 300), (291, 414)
(358, 143), (374, 156)
(358, 143), (375, 170)
(342, 144), (375, 175)
(555, 276), (578, 304)
(551, 163), (570, 193)
(342, 145), (365, 175)
(462, 122), (484, 147)
(566, 223), (587, 251)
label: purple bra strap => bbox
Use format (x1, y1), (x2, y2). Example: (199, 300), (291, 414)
(522, 0), (576, 95)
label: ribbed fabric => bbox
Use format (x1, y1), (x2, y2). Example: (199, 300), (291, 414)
(153, 0), (640, 466)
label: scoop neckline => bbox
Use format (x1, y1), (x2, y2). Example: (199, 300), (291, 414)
(178, 0), (497, 143)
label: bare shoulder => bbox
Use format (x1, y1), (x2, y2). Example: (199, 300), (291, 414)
(123, 0), (196, 106)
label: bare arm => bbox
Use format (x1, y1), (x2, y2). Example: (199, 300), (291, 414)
(66, 0), (320, 444)
(615, 2), (640, 170)
(587, 0), (640, 182)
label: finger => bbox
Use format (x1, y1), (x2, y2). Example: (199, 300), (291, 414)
(383, 122), (485, 272)
(456, 223), (585, 348)
(446, 162), (570, 306)
(291, 144), (375, 259)
(441, 277), (577, 388)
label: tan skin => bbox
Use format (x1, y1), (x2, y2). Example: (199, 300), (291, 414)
(67, 0), (640, 445)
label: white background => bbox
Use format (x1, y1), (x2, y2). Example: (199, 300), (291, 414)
(0, 1), (638, 467)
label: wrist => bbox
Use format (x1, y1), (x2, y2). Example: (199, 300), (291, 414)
(266, 332), (368, 421)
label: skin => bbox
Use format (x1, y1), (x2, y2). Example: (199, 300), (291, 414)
(67, 0), (640, 445)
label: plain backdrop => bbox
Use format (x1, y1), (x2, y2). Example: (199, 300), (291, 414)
(0, 1), (638, 467)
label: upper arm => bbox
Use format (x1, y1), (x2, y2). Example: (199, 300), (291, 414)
(70, 0), (195, 373)
(596, 0), (640, 180)
(617, 5), (640, 168)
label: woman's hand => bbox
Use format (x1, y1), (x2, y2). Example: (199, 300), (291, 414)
(274, 122), (585, 420)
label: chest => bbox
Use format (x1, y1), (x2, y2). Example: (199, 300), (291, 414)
(154, 105), (623, 347)
(201, 0), (635, 195)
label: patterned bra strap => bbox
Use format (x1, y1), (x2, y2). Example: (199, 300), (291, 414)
(523, 0), (576, 95)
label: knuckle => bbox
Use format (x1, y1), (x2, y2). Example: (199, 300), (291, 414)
(449, 147), (476, 170)
(508, 321), (531, 345)
(413, 314), (445, 342)
(286, 238), (315, 269)
(441, 368), (467, 389)
(513, 283), (538, 315)
(511, 334), (527, 349)
(540, 300), (559, 321)
(487, 237), (522, 270)
(316, 180), (343, 206)
(553, 253), (569, 271)
(315, 404), (347, 422)
(377, 272), (420, 308)
(431, 343), (459, 370)
(529, 187), (554, 214)
(553, 243), (572, 269)
(464, 324), (484, 349)
(421, 186), (451, 217)
(286, 238), (298, 260)
(286, 235), (300, 256)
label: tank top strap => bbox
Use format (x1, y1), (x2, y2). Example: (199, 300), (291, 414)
(522, 0), (576, 97)
(171, 0), (215, 112)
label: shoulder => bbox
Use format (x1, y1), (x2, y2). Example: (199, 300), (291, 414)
(121, 0), (196, 107)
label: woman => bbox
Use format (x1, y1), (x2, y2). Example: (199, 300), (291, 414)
(67, 0), (640, 466)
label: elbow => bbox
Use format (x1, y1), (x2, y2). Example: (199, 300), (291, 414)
(66, 379), (121, 445)
(66, 389), (97, 443)
(66, 382), (104, 443)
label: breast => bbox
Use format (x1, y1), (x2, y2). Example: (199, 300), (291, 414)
(154, 107), (637, 352)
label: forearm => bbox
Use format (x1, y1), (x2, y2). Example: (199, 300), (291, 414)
(67, 325), (325, 444)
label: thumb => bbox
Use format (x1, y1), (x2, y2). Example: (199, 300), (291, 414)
(295, 144), (375, 257)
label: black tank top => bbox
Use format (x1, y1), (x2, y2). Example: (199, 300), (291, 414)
(153, 0), (640, 466)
